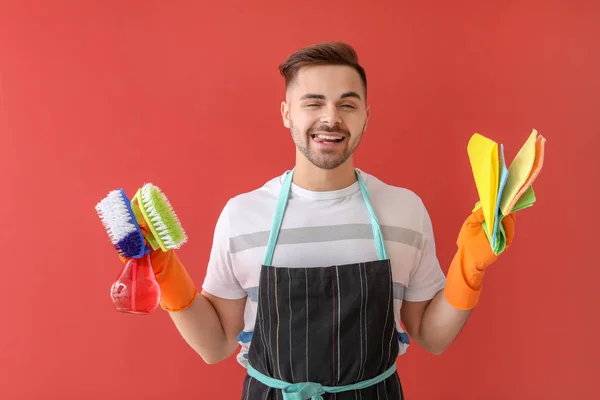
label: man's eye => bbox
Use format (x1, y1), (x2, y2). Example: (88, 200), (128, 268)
(341, 104), (355, 108)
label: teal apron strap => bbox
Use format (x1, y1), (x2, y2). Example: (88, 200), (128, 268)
(263, 169), (388, 266)
(356, 170), (388, 260)
(263, 168), (295, 266)
(247, 362), (397, 400)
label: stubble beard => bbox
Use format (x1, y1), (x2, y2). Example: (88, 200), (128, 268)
(289, 120), (364, 170)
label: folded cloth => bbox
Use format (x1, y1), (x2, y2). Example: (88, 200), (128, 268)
(504, 133), (546, 215)
(469, 129), (546, 255)
(491, 144), (509, 248)
(467, 133), (499, 239)
(498, 129), (538, 216)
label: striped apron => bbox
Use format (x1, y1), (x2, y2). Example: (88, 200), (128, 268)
(242, 168), (404, 400)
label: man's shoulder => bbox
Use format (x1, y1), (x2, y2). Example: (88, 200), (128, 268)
(223, 171), (285, 214)
(360, 170), (432, 237)
(362, 170), (426, 210)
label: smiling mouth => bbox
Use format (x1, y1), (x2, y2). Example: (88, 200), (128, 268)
(310, 133), (345, 144)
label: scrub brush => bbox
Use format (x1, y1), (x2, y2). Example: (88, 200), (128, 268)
(95, 188), (160, 314)
(95, 189), (146, 259)
(131, 183), (188, 252)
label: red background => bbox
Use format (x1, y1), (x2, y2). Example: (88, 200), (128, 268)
(1, 1), (598, 399)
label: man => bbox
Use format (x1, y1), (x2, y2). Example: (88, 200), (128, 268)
(145, 42), (516, 399)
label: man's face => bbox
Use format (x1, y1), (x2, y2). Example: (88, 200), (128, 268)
(281, 65), (369, 170)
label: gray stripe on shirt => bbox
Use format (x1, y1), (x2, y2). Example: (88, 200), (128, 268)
(230, 223), (423, 253)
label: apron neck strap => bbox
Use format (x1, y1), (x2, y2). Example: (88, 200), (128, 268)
(263, 168), (388, 267)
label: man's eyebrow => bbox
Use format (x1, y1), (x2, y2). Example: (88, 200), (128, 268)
(299, 92), (362, 100)
(340, 91), (362, 100)
(299, 93), (326, 100)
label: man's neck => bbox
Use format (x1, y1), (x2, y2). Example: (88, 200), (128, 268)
(292, 156), (357, 192)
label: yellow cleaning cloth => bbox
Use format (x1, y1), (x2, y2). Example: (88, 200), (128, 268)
(499, 129), (539, 216)
(467, 134), (499, 238)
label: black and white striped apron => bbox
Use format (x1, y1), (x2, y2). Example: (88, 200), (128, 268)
(242, 169), (404, 400)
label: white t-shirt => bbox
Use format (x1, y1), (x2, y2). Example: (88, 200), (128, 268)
(201, 169), (447, 367)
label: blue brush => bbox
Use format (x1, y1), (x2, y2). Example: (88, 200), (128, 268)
(95, 188), (147, 259)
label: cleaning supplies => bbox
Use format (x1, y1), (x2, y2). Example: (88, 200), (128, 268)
(130, 183), (196, 312)
(95, 188), (146, 259)
(467, 134), (500, 247)
(131, 183), (187, 252)
(469, 129), (546, 254)
(492, 144), (510, 247)
(96, 183), (197, 313)
(502, 133), (546, 215)
(444, 128), (546, 310)
(111, 253), (161, 314)
(95, 189), (161, 314)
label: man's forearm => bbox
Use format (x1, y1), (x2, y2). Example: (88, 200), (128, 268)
(167, 293), (237, 364)
(418, 290), (471, 355)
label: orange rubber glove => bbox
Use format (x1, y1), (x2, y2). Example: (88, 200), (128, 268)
(119, 220), (198, 312)
(444, 208), (516, 310)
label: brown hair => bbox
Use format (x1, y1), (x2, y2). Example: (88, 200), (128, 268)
(278, 42), (367, 96)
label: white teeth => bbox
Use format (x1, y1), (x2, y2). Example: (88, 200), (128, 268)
(315, 134), (342, 140)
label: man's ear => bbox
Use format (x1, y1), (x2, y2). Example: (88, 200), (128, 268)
(363, 105), (370, 133)
(281, 101), (290, 128)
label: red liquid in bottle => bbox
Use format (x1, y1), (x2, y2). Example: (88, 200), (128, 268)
(110, 253), (161, 314)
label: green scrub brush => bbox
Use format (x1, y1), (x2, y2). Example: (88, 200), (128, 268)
(131, 183), (188, 252)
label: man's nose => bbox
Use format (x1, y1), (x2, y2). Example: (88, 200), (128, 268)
(319, 104), (342, 125)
